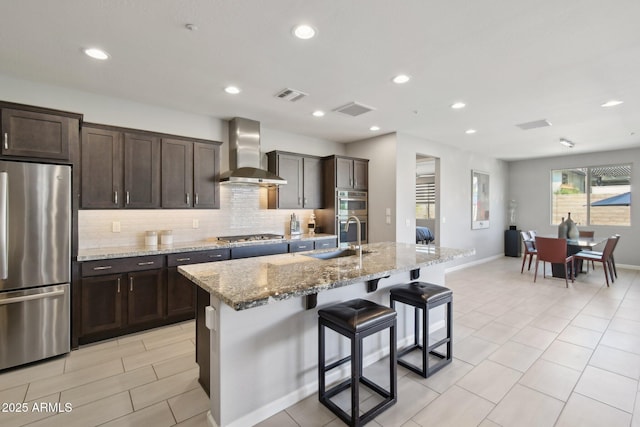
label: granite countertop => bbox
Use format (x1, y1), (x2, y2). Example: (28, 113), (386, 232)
(77, 233), (337, 261)
(179, 242), (475, 311)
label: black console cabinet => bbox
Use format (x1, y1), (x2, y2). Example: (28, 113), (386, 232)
(504, 229), (522, 257)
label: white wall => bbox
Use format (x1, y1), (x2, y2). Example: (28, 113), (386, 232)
(396, 133), (508, 263)
(346, 133), (397, 243)
(508, 148), (640, 266)
(346, 131), (508, 263)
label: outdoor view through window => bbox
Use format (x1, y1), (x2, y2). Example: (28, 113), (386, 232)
(551, 164), (631, 226)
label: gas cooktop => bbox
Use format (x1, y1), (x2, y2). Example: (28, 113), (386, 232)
(217, 233), (285, 243)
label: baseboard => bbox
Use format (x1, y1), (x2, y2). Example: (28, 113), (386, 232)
(446, 253), (502, 273)
(617, 263), (640, 270)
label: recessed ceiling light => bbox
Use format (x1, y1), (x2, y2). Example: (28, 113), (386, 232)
(83, 48), (109, 60)
(601, 100), (624, 107)
(292, 24), (316, 40)
(312, 110), (325, 117)
(224, 86), (241, 95)
(392, 74), (410, 84)
(370, 126), (380, 131)
(559, 138), (575, 148)
(451, 102), (466, 109)
(465, 129), (476, 134)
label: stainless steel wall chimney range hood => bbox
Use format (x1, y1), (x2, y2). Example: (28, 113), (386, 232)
(219, 117), (287, 186)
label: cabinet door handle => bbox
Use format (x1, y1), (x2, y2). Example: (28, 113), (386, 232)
(209, 254), (222, 258)
(298, 245), (308, 249)
(92, 265), (113, 271)
(176, 257), (191, 262)
(129, 277), (133, 292)
(186, 193), (190, 205)
(114, 191), (118, 205)
(3, 133), (7, 150)
(194, 193), (199, 205)
(137, 261), (155, 266)
(298, 197), (301, 206)
(125, 191), (130, 205)
(117, 277), (121, 293)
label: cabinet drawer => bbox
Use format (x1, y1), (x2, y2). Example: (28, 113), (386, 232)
(315, 238), (337, 249)
(231, 243), (289, 259)
(167, 249), (230, 266)
(81, 255), (165, 277)
(289, 241), (313, 252)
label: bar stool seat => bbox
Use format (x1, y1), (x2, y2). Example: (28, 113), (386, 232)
(318, 298), (397, 426)
(390, 282), (452, 378)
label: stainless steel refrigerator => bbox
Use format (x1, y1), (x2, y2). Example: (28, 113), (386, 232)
(0, 161), (71, 370)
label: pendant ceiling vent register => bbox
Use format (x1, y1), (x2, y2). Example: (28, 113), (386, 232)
(219, 117), (287, 186)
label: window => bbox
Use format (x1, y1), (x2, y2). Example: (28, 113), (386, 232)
(416, 176), (436, 219)
(551, 164), (631, 226)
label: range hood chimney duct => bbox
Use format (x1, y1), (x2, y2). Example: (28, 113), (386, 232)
(219, 117), (287, 186)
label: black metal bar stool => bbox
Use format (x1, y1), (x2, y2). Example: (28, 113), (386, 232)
(318, 298), (397, 426)
(390, 282), (452, 378)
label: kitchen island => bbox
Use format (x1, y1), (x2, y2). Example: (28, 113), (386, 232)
(179, 242), (474, 427)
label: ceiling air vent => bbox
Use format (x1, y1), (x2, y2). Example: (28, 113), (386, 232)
(333, 102), (376, 117)
(516, 119), (552, 130)
(275, 88), (308, 102)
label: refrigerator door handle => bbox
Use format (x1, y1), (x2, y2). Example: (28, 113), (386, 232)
(0, 172), (7, 280)
(0, 289), (65, 306)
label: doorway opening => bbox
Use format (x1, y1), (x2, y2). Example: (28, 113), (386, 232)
(416, 155), (439, 245)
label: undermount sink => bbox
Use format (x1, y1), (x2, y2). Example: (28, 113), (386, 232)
(304, 248), (371, 260)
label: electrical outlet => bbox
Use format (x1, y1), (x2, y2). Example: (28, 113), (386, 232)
(405, 219), (410, 227)
(385, 216), (391, 225)
(112, 221), (121, 233)
(192, 219), (199, 229)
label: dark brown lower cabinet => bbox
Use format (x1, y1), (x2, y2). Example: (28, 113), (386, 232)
(196, 286), (210, 395)
(80, 269), (164, 341)
(167, 267), (196, 318)
(127, 269), (165, 325)
(81, 274), (124, 336)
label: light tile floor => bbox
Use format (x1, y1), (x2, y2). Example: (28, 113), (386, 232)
(1, 256), (639, 426)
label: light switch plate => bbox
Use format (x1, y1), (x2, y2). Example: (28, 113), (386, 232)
(112, 221), (121, 233)
(192, 219), (199, 229)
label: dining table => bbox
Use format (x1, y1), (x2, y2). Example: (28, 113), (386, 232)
(549, 235), (608, 278)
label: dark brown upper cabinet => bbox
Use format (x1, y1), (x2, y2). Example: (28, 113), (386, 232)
(81, 126), (123, 208)
(161, 138), (193, 208)
(1, 108), (72, 160)
(193, 142), (220, 209)
(81, 122), (220, 210)
(124, 132), (161, 208)
(266, 151), (323, 209)
(161, 139), (220, 209)
(334, 156), (368, 190)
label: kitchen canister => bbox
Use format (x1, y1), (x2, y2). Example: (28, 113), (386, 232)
(160, 230), (174, 245)
(145, 230), (158, 247)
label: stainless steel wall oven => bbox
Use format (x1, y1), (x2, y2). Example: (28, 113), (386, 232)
(337, 190), (367, 217)
(337, 216), (368, 246)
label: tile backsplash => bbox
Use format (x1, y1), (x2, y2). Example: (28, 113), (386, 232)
(79, 185), (315, 249)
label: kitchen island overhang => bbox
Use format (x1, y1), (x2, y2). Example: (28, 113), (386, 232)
(179, 242), (474, 427)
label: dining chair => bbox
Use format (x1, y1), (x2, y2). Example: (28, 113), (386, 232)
(528, 230), (538, 241)
(573, 236), (617, 287)
(520, 231), (537, 273)
(610, 234), (620, 278)
(578, 230), (595, 271)
(534, 237), (575, 287)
